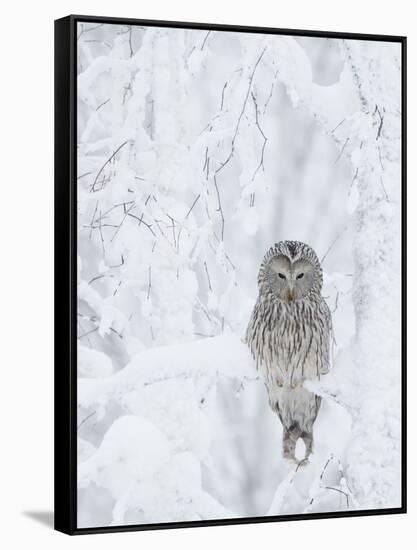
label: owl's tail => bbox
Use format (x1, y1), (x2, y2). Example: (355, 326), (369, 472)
(276, 390), (322, 463)
(282, 422), (302, 461)
(286, 422), (302, 440)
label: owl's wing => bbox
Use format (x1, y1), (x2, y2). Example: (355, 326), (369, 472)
(316, 298), (333, 376)
(246, 301), (267, 372)
(297, 298), (333, 382)
(246, 299), (286, 386)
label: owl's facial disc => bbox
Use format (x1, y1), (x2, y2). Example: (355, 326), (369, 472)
(291, 259), (315, 299)
(267, 256), (314, 301)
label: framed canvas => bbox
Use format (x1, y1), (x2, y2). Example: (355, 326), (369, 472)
(54, 14), (407, 535)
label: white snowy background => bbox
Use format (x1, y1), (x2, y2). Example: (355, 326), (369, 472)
(76, 22), (402, 528)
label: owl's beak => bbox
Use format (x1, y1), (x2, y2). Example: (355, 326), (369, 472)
(288, 287), (295, 301)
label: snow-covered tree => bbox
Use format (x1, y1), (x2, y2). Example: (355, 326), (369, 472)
(76, 23), (402, 527)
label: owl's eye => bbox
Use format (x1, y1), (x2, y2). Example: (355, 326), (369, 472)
(278, 273), (286, 280)
(296, 273), (304, 280)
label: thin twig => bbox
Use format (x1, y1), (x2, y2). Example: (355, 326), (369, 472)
(77, 23), (104, 40)
(348, 168), (359, 196)
(78, 171), (93, 180)
(220, 82), (228, 111)
(166, 214), (177, 249)
(324, 486), (350, 507)
(263, 69), (279, 115)
(78, 327), (99, 340)
(321, 227), (347, 264)
(77, 411), (97, 431)
(201, 31), (211, 50)
(110, 202), (136, 242)
(109, 327), (123, 339)
(334, 137), (350, 164)
(378, 145), (384, 171)
(375, 104), (384, 140)
(96, 98), (110, 111)
(204, 261), (212, 291)
(215, 47), (267, 175)
(90, 140), (130, 192)
(331, 118), (345, 134)
(89, 201), (99, 239)
(128, 26), (134, 57)
(98, 208), (105, 257)
(113, 280), (122, 297)
(251, 91), (268, 181)
(176, 194), (201, 252)
(147, 266), (152, 300)
(127, 212), (156, 236)
(82, 39), (112, 49)
(213, 175), (225, 240)
(379, 176), (389, 202)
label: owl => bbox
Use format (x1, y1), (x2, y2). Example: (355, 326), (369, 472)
(246, 241), (333, 464)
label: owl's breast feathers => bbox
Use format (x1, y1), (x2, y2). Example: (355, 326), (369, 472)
(246, 295), (332, 389)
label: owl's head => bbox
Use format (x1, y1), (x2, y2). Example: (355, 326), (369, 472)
(258, 241), (323, 302)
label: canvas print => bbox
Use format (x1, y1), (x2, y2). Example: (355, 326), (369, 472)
(75, 21), (403, 529)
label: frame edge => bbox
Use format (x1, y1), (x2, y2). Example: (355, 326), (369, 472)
(54, 15), (77, 536)
(55, 14), (407, 535)
(67, 13), (406, 42)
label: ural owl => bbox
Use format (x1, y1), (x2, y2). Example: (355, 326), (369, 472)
(246, 241), (332, 464)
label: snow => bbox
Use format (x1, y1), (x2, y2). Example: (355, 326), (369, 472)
(78, 335), (257, 525)
(79, 416), (171, 498)
(76, 22), (403, 527)
(78, 333), (352, 525)
(78, 334), (256, 412)
(78, 345), (113, 378)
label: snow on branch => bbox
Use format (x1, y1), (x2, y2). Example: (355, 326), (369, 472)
(78, 334), (257, 410)
(78, 334), (259, 524)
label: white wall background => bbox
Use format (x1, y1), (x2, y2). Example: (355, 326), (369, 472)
(0, 0), (413, 548)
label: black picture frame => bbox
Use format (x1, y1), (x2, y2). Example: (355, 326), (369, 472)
(54, 14), (407, 535)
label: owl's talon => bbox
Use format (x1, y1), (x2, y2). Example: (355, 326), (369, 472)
(282, 451), (297, 465)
